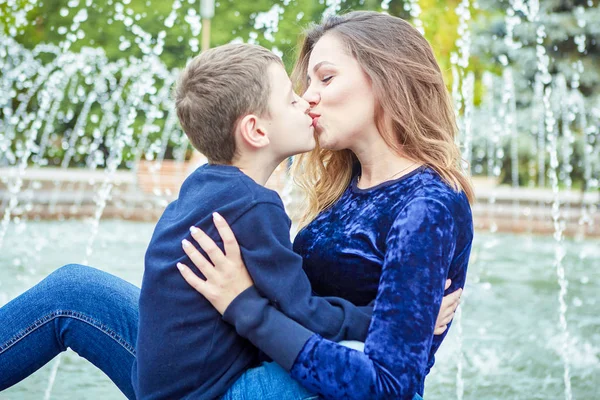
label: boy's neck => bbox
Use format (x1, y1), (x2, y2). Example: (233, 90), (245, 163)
(232, 155), (282, 186)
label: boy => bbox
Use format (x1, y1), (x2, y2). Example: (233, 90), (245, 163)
(132, 44), (374, 400)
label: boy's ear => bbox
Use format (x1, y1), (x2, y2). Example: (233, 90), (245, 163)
(237, 114), (270, 149)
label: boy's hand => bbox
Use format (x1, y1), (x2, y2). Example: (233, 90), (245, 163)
(177, 212), (254, 315)
(434, 279), (462, 335)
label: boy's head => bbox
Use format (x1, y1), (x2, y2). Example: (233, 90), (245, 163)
(175, 43), (315, 165)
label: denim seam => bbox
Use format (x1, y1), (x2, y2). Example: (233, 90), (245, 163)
(0, 310), (136, 357)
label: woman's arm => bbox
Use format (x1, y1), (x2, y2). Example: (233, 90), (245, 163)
(178, 197), (462, 399)
(288, 197), (459, 399)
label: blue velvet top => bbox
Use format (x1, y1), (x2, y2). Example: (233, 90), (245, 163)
(223, 166), (473, 399)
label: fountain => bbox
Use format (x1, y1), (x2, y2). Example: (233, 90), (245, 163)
(1, 0), (599, 399)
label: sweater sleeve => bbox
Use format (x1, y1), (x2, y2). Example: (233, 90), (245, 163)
(224, 197), (458, 399)
(224, 201), (372, 343)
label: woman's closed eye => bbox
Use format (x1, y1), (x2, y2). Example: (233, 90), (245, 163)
(321, 76), (333, 83)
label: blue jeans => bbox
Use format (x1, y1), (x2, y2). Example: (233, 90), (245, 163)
(0, 264), (139, 398)
(0, 265), (424, 399)
(221, 361), (318, 400)
(222, 362), (423, 400)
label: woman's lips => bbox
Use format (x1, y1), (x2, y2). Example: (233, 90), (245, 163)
(311, 116), (320, 128)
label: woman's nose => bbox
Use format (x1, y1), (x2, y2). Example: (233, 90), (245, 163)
(302, 85), (320, 107)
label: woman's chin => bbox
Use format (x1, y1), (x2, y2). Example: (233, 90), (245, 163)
(316, 129), (334, 150)
(316, 128), (350, 152)
(319, 136), (342, 152)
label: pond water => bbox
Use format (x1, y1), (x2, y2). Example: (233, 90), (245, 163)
(1, 220), (598, 399)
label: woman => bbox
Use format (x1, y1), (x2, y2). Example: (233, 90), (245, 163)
(178, 11), (474, 400)
(0, 11), (469, 400)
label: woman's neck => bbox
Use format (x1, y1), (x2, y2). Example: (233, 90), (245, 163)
(351, 135), (420, 189)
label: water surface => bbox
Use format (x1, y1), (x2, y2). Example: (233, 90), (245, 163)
(1, 221), (598, 399)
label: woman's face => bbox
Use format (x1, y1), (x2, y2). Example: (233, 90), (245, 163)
(303, 33), (378, 151)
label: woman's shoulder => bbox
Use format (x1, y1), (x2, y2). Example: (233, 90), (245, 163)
(403, 167), (472, 217)
(392, 169), (473, 245)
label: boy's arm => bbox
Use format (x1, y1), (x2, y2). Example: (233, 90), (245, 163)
(228, 201), (372, 342)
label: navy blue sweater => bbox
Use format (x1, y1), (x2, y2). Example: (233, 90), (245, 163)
(222, 166), (473, 399)
(132, 164), (372, 399)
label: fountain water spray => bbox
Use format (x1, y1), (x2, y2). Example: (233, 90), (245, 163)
(482, 72), (502, 233)
(502, 67), (519, 219)
(449, 1), (472, 398)
(529, 2), (572, 397)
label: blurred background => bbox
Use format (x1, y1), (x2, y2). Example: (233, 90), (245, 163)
(0, 0), (599, 399)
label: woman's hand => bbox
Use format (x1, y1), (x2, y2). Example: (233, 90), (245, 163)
(177, 212), (254, 315)
(434, 279), (462, 335)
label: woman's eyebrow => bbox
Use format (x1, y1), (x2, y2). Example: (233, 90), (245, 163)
(307, 61), (335, 81)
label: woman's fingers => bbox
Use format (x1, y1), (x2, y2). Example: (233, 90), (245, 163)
(451, 289), (462, 311)
(189, 226), (227, 266)
(434, 325), (447, 335)
(177, 262), (208, 294)
(182, 239), (216, 280)
(442, 288), (462, 311)
(436, 287), (462, 333)
(440, 312), (455, 326)
(212, 213), (241, 259)
(444, 279), (451, 290)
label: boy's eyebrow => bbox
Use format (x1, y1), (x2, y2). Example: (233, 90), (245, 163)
(307, 61), (335, 81)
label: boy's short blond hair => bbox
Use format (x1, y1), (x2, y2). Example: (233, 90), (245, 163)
(175, 43), (282, 164)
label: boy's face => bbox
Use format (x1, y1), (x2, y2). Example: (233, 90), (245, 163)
(263, 63), (316, 159)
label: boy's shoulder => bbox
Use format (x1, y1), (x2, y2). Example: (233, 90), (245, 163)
(177, 163), (285, 213)
(210, 163), (282, 201)
(146, 163), (289, 266)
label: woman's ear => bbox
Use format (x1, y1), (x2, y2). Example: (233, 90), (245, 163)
(237, 114), (270, 149)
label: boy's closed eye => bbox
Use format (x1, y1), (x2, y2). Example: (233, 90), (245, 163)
(291, 93), (301, 105)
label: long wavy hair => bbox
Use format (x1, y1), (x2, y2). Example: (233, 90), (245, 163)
(290, 11), (475, 227)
